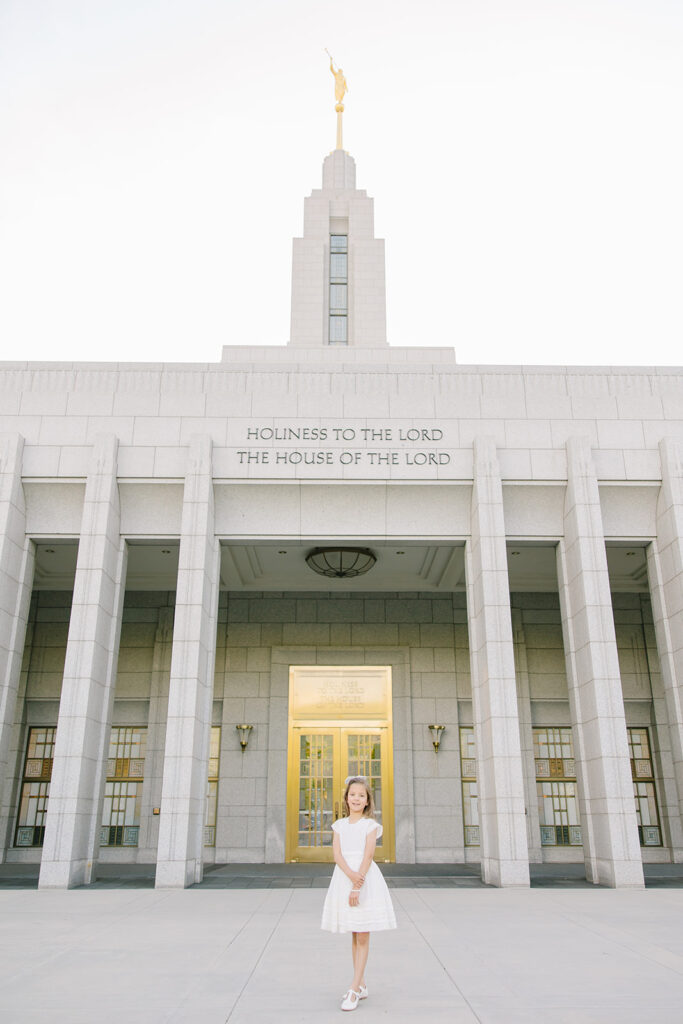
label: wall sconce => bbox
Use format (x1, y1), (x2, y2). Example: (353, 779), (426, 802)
(236, 724), (253, 751)
(428, 724), (446, 752)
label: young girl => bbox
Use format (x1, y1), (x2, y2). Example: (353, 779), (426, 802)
(321, 776), (397, 1012)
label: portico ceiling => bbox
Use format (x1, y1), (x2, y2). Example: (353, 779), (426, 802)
(221, 541), (649, 593)
(505, 543), (649, 593)
(220, 543), (466, 592)
(30, 539), (649, 593)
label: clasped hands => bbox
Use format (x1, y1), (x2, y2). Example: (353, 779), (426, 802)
(348, 870), (365, 906)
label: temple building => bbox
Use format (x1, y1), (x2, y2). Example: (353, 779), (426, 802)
(1, 111), (683, 890)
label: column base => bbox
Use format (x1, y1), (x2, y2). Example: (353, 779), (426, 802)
(155, 858), (203, 889)
(585, 856), (645, 888)
(481, 857), (530, 888)
(38, 857), (95, 889)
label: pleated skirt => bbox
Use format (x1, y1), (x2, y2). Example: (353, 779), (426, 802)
(321, 854), (397, 934)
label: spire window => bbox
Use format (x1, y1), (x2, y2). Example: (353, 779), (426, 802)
(329, 235), (348, 344)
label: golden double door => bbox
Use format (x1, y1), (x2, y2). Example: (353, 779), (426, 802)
(286, 668), (394, 863)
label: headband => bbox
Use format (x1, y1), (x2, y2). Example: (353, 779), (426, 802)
(344, 775), (368, 785)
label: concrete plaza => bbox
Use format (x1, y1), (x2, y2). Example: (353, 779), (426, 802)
(1, 885), (683, 1023)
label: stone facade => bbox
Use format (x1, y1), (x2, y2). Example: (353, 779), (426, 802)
(1, 148), (683, 888)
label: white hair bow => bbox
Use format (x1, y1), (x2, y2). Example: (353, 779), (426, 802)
(344, 775), (368, 785)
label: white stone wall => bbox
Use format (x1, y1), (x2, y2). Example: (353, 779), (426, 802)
(2, 361), (682, 486)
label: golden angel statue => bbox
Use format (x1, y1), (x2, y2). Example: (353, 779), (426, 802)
(327, 53), (348, 108)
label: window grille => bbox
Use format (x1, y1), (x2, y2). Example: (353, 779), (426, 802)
(628, 727), (662, 846)
(14, 727), (56, 847)
(100, 727), (146, 847)
(459, 727), (479, 846)
(534, 727), (582, 846)
(329, 235), (348, 344)
(204, 726), (221, 847)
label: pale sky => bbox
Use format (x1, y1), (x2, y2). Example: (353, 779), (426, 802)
(1, 0), (682, 367)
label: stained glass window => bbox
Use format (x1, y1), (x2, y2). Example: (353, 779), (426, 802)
(204, 726), (221, 847)
(460, 727), (479, 846)
(329, 315), (347, 343)
(628, 727), (661, 846)
(330, 284), (348, 314)
(100, 727), (146, 847)
(534, 727), (582, 846)
(329, 235), (348, 344)
(15, 727), (56, 847)
(330, 252), (347, 281)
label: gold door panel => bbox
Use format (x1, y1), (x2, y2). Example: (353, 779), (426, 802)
(286, 667), (394, 863)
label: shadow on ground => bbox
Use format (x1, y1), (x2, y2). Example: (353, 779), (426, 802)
(2, 861), (683, 890)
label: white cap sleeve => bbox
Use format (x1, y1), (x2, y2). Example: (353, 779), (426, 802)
(331, 819), (343, 834)
(366, 819), (383, 839)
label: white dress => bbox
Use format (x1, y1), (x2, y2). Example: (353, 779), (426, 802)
(321, 817), (397, 934)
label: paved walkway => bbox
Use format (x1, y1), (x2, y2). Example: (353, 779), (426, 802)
(2, 886), (683, 1023)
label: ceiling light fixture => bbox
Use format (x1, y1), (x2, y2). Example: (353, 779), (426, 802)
(305, 547), (377, 579)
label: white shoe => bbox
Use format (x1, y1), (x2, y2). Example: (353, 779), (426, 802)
(340, 985), (367, 1002)
(341, 989), (360, 1011)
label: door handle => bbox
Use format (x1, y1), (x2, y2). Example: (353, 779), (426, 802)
(334, 801), (339, 820)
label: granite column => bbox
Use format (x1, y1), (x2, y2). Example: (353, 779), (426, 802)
(39, 435), (126, 888)
(0, 434), (34, 857)
(155, 436), (219, 888)
(557, 436), (643, 887)
(465, 437), (530, 887)
(647, 438), (683, 856)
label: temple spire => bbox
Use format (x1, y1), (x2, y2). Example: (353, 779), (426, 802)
(288, 60), (386, 348)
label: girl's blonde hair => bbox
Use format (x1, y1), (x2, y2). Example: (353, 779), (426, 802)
(342, 776), (375, 819)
